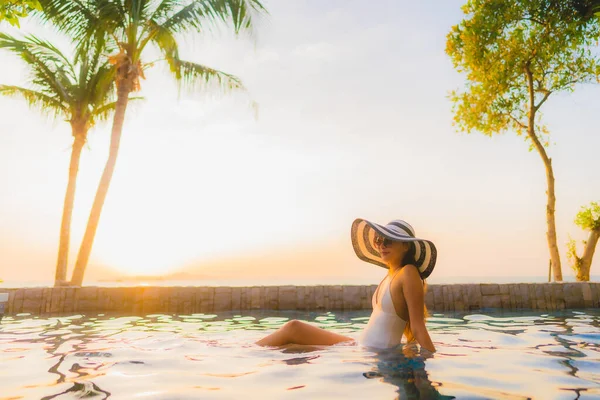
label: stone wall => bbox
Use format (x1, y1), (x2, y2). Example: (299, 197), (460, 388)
(1, 282), (598, 316)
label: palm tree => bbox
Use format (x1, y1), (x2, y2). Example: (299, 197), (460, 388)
(0, 33), (117, 286)
(38, 0), (267, 285)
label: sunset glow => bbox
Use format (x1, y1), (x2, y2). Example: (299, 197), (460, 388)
(0, 1), (598, 285)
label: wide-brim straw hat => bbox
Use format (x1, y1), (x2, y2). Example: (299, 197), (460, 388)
(351, 218), (437, 279)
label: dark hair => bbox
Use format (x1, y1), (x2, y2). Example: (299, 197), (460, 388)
(402, 242), (416, 266)
(402, 242), (429, 343)
(404, 281), (429, 343)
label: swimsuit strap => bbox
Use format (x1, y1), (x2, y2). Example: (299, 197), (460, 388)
(387, 268), (402, 295)
(375, 268), (401, 306)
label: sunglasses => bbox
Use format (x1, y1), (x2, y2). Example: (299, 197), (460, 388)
(373, 235), (393, 248)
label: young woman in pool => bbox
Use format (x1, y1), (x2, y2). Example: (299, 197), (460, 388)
(256, 218), (437, 352)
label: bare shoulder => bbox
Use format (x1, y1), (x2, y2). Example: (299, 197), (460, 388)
(401, 264), (425, 301)
(400, 264), (421, 282)
(391, 264), (420, 291)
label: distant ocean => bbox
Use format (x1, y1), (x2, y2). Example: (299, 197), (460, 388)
(1, 275), (598, 288)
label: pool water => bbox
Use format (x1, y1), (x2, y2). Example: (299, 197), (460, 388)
(0, 309), (599, 399)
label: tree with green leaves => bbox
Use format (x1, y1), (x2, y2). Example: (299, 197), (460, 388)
(1, 0), (41, 26)
(0, 33), (117, 286)
(38, 0), (267, 285)
(446, 0), (600, 281)
(567, 202), (600, 281)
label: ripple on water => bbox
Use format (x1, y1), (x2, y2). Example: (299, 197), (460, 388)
(0, 309), (599, 399)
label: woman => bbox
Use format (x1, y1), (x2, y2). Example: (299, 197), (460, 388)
(256, 218), (437, 352)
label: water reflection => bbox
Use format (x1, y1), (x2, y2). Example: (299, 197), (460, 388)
(0, 309), (598, 399)
(363, 345), (455, 400)
(280, 355), (320, 365)
(41, 381), (110, 400)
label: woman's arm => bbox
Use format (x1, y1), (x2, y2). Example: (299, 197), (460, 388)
(402, 265), (436, 352)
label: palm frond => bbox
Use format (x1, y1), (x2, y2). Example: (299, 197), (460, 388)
(143, 20), (180, 71)
(90, 100), (117, 123)
(0, 33), (73, 103)
(124, 0), (152, 25)
(228, 0), (268, 33)
(158, 0), (266, 35)
(88, 62), (116, 100)
(0, 30), (118, 128)
(0, 85), (68, 118)
(69, 61), (114, 120)
(149, 0), (179, 22)
(37, 0), (103, 41)
(24, 34), (75, 78)
(37, 0), (124, 59)
(172, 59), (244, 92)
(91, 95), (143, 122)
(158, 1), (219, 31)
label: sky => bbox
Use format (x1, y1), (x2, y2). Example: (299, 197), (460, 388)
(0, 0), (599, 285)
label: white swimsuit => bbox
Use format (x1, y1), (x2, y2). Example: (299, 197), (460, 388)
(359, 271), (407, 349)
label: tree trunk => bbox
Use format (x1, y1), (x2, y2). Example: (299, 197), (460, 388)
(579, 228), (600, 281)
(70, 85), (131, 286)
(541, 155), (562, 282)
(54, 130), (87, 286)
(524, 64), (562, 281)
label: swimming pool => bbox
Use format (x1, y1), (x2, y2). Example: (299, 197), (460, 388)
(0, 309), (598, 399)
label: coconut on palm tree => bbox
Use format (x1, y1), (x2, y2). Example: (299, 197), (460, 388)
(38, 0), (267, 285)
(0, 33), (118, 286)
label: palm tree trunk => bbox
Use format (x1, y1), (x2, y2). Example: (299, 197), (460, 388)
(525, 64), (562, 281)
(54, 130), (86, 286)
(579, 228), (600, 281)
(70, 86), (131, 286)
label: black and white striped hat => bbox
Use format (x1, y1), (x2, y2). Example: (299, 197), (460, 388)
(351, 218), (437, 279)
